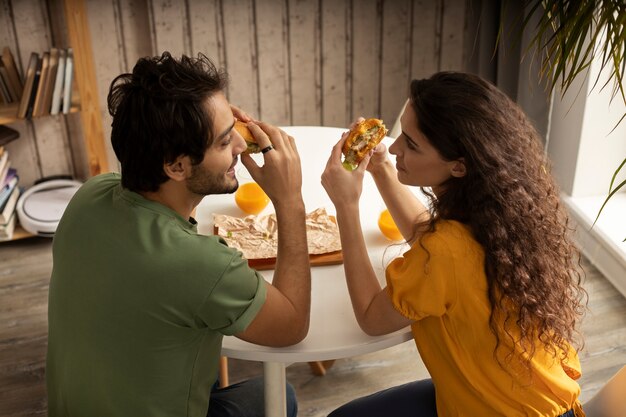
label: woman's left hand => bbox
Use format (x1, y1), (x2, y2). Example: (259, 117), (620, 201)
(321, 132), (372, 209)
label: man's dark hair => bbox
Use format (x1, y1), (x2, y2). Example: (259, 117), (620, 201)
(107, 52), (228, 192)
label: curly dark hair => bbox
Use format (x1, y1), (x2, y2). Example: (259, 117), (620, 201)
(410, 72), (587, 367)
(107, 52), (228, 192)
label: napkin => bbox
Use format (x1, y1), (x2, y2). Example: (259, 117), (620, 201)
(213, 207), (342, 260)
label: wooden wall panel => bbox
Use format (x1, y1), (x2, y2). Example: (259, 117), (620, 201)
(117, 0), (152, 70)
(7, 0), (72, 185)
(189, 0), (223, 66)
(410, 0), (441, 79)
(380, 0), (412, 126)
(288, 0), (321, 125)
(147, 0), (189, 57)
(221, 0), (258, 116)
(86, 0), (151, 173)
(0, 0), (39, 187)
(351, 0), (381, 120)
(255, 0), (290, 125)
(439, 0), (466, 71)
(0, 0), (15, 46)
(1, 0), (478, 186)
(321, 0), (350, 127)
(47, 0), (88, 179)
(85, 0), (124, 174)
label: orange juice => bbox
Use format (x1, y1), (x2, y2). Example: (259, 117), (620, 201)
(378, 209), (403, 241)
(235, 182), (270, 214)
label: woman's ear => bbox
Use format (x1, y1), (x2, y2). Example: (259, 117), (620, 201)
(450, 158), (466, 178)
(163, 156), (190, 182)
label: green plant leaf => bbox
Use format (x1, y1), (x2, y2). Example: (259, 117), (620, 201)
(592, 158), (625, 240)
(593, 178), (625, 227)
(515, 0), (626, 238)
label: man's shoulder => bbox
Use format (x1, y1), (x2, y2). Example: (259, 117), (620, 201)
(84, 172), (121, 187)
(175, 232), (245, 273)
(75, 172), (121, 198)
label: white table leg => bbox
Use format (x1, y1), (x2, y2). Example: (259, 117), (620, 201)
(263, 361), (286, 417)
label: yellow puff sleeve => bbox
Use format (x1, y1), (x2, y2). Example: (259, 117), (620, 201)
(385, 232), (458, 320)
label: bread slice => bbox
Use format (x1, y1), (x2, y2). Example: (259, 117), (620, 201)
(234, 120), (260, 154)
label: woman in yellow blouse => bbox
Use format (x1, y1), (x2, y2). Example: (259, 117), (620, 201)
(321, 72), (587, 417)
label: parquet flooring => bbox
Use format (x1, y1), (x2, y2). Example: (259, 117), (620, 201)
(1, 238), (624, 416)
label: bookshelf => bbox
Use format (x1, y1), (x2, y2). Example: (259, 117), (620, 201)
(0, 103), (18, 125)
(6, 225), (32, 241)
(0, 0), (109, 241)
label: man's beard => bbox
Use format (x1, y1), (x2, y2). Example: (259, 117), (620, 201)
(186, 161), (238, 196)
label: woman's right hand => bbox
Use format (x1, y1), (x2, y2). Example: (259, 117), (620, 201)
(365, 143), (389, 174)
(343, 116), (390, 174)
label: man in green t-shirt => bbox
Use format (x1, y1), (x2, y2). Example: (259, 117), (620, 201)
(46, 52), (311, 417)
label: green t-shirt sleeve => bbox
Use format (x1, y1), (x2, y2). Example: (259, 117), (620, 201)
(196, 250), (267, 335)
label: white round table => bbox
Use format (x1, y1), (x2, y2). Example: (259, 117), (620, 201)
(196, 126), (427, 417)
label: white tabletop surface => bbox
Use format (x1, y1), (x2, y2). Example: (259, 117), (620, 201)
(195, 126), (428, 363)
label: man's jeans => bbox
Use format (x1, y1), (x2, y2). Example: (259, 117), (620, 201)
(208, 377), (297, 417)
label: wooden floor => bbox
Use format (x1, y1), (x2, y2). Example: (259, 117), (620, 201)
(1, 237), (625, 417)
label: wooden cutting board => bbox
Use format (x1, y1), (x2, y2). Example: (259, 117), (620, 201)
(248, 250), (343, 270)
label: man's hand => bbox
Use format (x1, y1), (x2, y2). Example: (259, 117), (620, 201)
(235, 122), (310, 347)
(240, 122), (303, 207)
(230, 104), (255, 123)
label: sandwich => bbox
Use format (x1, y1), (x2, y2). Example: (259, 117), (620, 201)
(234, 120), (260, 154)
(342, 118), (387, 170)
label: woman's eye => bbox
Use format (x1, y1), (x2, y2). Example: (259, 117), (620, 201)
(403, 134), (416, 150)
(223, 135), (232, 146)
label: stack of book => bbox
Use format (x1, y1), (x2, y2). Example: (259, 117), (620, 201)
(0, 46), (75, 120)
(0, 136), (20, 241)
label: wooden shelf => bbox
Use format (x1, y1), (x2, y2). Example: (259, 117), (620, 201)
(0, 103), (81, 125)
(0, 0), (107, 243)
(0, 224), (35, 243)
(0, 103), (19, 124)
(1, 0), (107, 176)
(11, 225), (35, 240)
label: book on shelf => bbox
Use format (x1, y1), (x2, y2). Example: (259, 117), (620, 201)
(0, 184), (20, 224)
(40, 48), (59, 116)
(62, 48), (74, 114)
(0, 125), (19, 146)
(0, 150), (9, 184)
(0, 64), (19, 102)
(50, 48), (66, 115)
(0, 66), (12, 103)
(1, 47), (23, 99)
(0, 174), (17, 208)
(32, 51), (50, 117)
(0, 212), (16, 241)
(1, 167), (17, 187)
(17, 52), (41, 119)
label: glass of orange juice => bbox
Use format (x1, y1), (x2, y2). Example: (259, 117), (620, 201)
(235, 182), (270, 215)
(378, 208), (403, 241)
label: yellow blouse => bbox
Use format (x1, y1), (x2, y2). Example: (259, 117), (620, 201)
(386, 220), (584, 417)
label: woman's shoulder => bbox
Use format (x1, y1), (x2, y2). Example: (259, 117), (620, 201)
(415, 220), (482, 257)
(428, 219), (475, 243)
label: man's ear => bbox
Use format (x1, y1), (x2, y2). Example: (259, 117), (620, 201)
(450, 158), (466, 178)
(163, 156), (190, 182)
